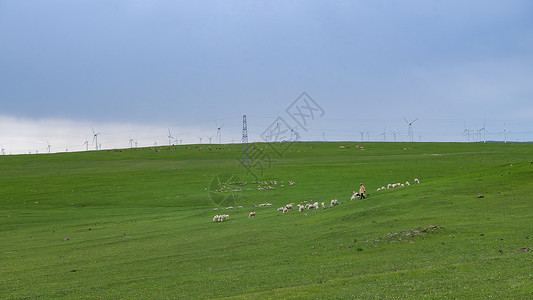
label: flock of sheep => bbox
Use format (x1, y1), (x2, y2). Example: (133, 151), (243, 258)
(276, 198), (339, 214)
(255, 180), (295, 190)
(213, 180), (296, 194)
(376, 178), (420, 191)
(212, 178), (422, 222)
(213, 199), (340, 222)
(212, 214), (230, 222)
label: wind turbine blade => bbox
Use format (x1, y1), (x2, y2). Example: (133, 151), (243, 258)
(411, 119), (418, 124)
(403, 117), (409, 124)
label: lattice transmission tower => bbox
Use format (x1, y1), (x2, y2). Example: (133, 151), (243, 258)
(241, 115), (250, 167)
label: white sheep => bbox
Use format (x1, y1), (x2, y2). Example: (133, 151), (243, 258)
(414, 178), (420, 184)
(321, 202), (325, 209)
(313, 202), (319, 209)
(285, 204), (293, 210)
(282, 207), (288, 213)
(331, 199), (339, 206)
(249, 211), (256, 218)
(350, 191), (357, 200)
(297, 204), (304, 212)
(213, 214), (230, 222)
(405, 181), (410, 186)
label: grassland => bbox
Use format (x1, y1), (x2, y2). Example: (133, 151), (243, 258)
(0, 142), (532, 299)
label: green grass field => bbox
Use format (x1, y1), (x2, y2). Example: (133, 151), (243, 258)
(1, 142), (532, 299)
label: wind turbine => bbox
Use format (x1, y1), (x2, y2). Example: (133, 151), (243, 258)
(379, 128), (387, 142)
(404, 118), (417, 142)
(216, 123), (224, 144)
(358, 131), (364, 142)
(47, 141), (51, 153)
(463, 124), (471, 142)
(129, 136), (134, 148)
(290, 127), (300, 141)
(167, 129), (174, 145)
(207, 136), (213, 144)
(198, 136), (203, 144)
(390, 128), (400, 142)
(500, 123), (510, 143)
(91, 127), (101, 150)
(478, 120), (487, 143)
(1, 145), (5, 155)
(83, 138), (89, 151)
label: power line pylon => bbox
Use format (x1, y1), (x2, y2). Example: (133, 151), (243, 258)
(241, 115), (250, 167)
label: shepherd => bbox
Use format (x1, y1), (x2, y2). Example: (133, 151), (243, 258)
(359, 183), (366, 199)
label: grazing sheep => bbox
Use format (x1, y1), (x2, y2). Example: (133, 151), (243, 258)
(414, 178), (420, 184)
(277, 207), (284, 212)
(226, 206), (233, 210)
(285, 204), (293, 210)
(297, 204), (304, 212)
(249, 211), (256, 218)
(213, 214), (230, 222)
(282, 207), (288, 213)
(331, 199), (339, 206)
(350, 191), (357, 200)
(321, 202), (325, 209)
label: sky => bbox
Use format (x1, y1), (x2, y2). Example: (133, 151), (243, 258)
(1, 0), (532, 154)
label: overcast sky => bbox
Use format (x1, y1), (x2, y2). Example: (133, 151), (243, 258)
(1, 1), (532, 154)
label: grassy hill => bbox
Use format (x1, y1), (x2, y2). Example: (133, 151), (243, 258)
(1, 142), (532, 298)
